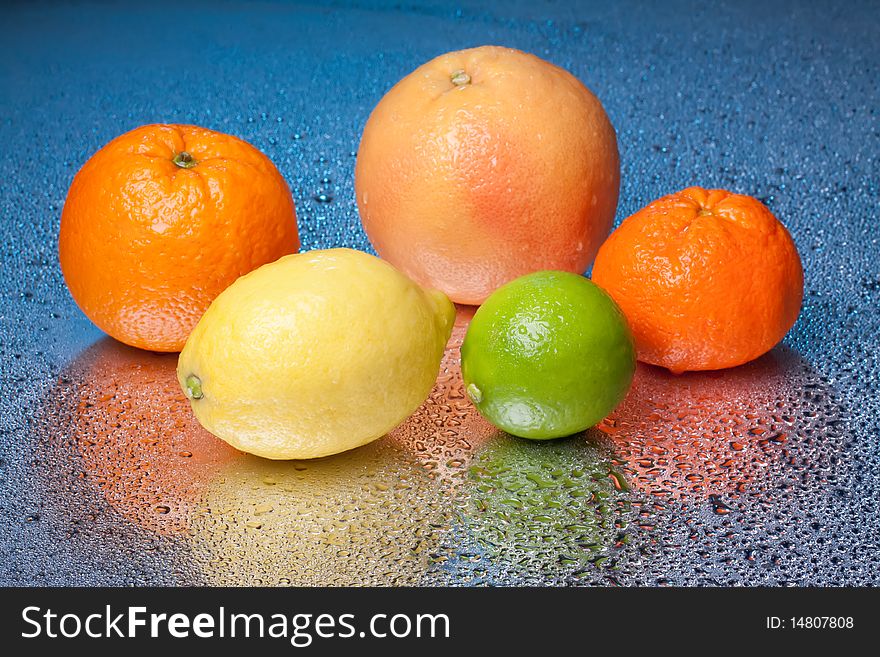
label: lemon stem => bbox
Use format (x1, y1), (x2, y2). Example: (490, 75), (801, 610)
(173, 151), (198, 168)
(185, 374), (203, 400)
(467, 382), (483, 404)
(450, 69), (471, 86)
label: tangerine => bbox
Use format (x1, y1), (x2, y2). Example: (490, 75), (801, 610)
(591, 187), (803, 373)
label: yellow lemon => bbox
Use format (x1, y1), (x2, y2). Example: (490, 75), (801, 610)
(177, 248), (454, 459)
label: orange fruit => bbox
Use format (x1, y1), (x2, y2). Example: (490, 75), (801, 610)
(355, 45), (620, 305)
(591, 187), (803, 373)
(59, 124), (299, 352)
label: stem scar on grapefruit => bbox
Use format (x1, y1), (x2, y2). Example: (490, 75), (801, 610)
(59, 124), (299, 352)
(355, 45), (620, 305)
(591, 187), (804, 374)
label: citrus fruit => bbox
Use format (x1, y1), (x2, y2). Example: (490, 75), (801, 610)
(591, 187), (803, 374)
(59, 123), (299, 352)
(355, 45), (620, 305)
(177, 248), (455, 460)
(460, 271), (635, 439)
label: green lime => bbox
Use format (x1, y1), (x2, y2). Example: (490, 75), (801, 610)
(460, 271), (635, 439)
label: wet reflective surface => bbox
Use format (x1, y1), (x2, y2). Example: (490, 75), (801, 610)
(20, 310), (873, 585)
(2, 1), (879, 585)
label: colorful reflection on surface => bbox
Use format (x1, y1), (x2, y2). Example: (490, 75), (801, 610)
(63, 339), (238, 535)
(49, 307), (838, 584)
(607, 347), (825, 502)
